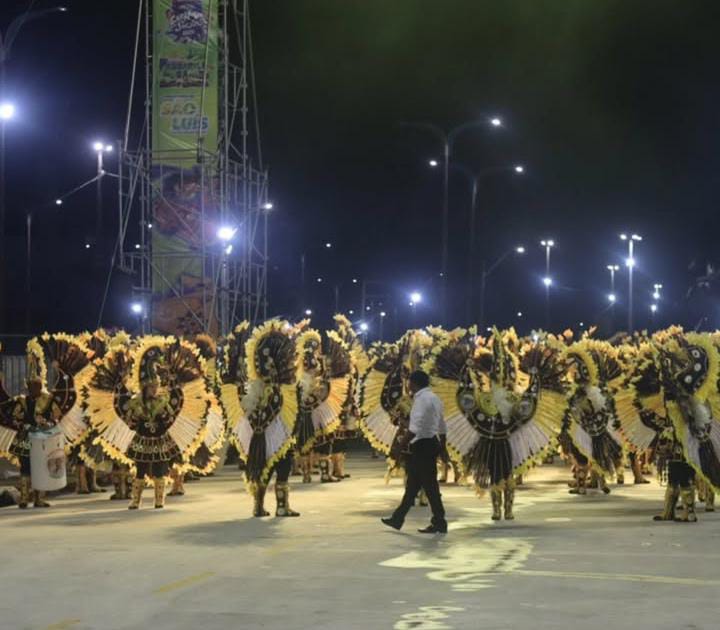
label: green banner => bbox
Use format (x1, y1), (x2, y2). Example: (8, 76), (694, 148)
(151, 0), (219, 335)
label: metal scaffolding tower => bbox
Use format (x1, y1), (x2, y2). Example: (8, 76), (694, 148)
(116, 0), (268, 336)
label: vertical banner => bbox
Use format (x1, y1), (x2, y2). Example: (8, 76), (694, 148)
(151, 0), (219, 335)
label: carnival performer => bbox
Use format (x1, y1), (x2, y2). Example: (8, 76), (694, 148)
(5, 373), (62, 508)
(85, 336), (210, 509)
(220, 322), (251, 465)
(231, 320), (300, 517)
(562, 339), (624, 495)
(427, 327), (566, 521)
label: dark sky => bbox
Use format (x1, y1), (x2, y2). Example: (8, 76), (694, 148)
(2, 0), (720, 344)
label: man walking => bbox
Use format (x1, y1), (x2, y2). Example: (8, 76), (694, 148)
(382, 370), (448, 534)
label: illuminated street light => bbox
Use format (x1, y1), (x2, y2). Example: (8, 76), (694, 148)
(84, 243), (91, 249)
(490, 117), (502, 127)
(620, 233), (642, 331)
(653, 283), (663, 301)
(55, 199), (63, 206)
(263, 202), (274, 211)
(0, 103), (15, 120)
(134, 243), (140, 250)
(316, 277), (323, 283)
(517, 311), (523, 318)
(428, 159), (438, 167)
(410, 291), (422, 304)
(217, 226), (236, 241)
(650, 303), (658, 313)
(130, 302), (143, 315)
(514, 165), (525, 174)
(608, 293), (617, 303)
(543, 276), (553, 287)
(304, 309), (312, 316)
(359, 322), (369, 332)
(380, 311), (386, 317)
(348, 309), (355, 315)
(352, 278), (358, 284)
(515, 245), (525, 254)
(225, 244), (233, 255)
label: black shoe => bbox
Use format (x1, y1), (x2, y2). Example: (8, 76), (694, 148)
(381, 517), (402, 531)
(418, 524), (447, 534)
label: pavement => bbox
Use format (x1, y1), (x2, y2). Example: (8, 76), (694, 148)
(1, 454), (719, 630)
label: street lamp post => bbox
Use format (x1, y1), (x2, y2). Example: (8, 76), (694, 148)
(478, 245), (525, 330)
(402, 116), (504, 325)
(540, 239), (555, 329)
(620, 233), (642, 332)
(93, 141), (113, 249)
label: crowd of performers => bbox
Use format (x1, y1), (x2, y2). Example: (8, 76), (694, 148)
(1, 317), (720, 524)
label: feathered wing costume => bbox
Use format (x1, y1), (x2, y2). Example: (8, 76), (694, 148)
(562, 339), (624, 494)
(653, 332), (720, 522)
(429, 328), (566, 520)
(219, 322), (251, 461)
(242, 320), (300, 517)
(85, 335), (209, 509)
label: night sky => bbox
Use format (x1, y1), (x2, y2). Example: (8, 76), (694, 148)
(2, 0), (720, 346)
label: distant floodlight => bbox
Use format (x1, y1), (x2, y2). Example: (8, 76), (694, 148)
(217, 226), (236, 241)
(148, 222), (153, 229)
(542, 276), (552, 287)
(359, 322), (369, 332)
(490, 117), (502, 127)
(540, 239), (555, 248)
(105, 144), (113, 152)
(93, 141), (104, 152)
(352, 278), (358, 284)
(410, 291), (422, 304)
(365, 306), (371, 311)
(517, 311), (523, 318)
(428, 159), (439, 167)
(316, 277), (323, 283)
(514, 165), (524, 174)
(130, 302), (143, 315)
(651, 303), (658, 313)
(325, 242), (332, 248)
(263, 202), (274, 211)
(626, 257), (636, 269)
(515, 245), (525, 254)
(225, 244), (233, 255)
(608, 293), (617, 303)
(134, 243), (140, 250)
(579, 322), (585, 328)
(304, 309), (312, 316)
(85, 243), (91, 249)
(632, 234), (643, 241)
(380, 311), (387, 318)
(652, 291), (660, 300)
(607, 264), (620, 271)
(620, 233), (628, 241)
(55, 199), (63, 206)
(0, 103), (15, 120)
(348, 309), (355, 315)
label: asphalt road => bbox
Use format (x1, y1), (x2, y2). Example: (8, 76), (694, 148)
(1, 455), (718, 630)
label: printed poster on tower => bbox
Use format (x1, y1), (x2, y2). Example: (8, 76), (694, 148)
(151, 0), (219, 335)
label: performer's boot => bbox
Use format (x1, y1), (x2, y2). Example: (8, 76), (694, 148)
(599, 475), (611, 495)
(33, 490), (50, 508)
(111, 471), (129, 501)
(504, 486), (515, 521)
(491, 489), (502, 521)
(299, 455), (312, 484)
(253, 484), (270, 517)
(705, 489), (715, 512)
(18, 476), (31, 509)
(128, 478), (145, 510)
(654, 485), (680, 521)
(452, 463), (463, 485)
(87, 468), (105, 493)
(332, 452), (349, 479)
(569, 470), (587, 495)
(438, 461), (449, 483)
(319, 458), (340, 483)
(418, 489), (429, 507)
(291, 456), (301, 477)
(76, 465), (90, 494)
(632, 456), (649, 484)
(275, 482), (300, 517)
(168, 471), (185, 496)
(616, 468), (625, 485)
(675, 486), (697, 523)
(154, 477), (166, 509)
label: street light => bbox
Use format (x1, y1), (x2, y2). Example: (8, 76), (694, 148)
(217, 226), (237, 241)
(514, 165), (525, 174)
(402, 116), (505, 324)
(540, 239), (555, 328)
(620, 233), (642, 332)
(410, 291), (422, 305)
(428, 159), (438, 167)
(130, 302), (143, 315)
(359, 322), (369, 332)
(0, 102), (14, 120)
(478, 245), (525, 330)
(608, 293), (617, 303)
(304, 309), (312, 316)
(653, 283), (663, 301)
(93, 140), (114, 246)
(263, 202), (274, 210)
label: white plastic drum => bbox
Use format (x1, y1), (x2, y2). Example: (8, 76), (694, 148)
(30, 427), (67, 491)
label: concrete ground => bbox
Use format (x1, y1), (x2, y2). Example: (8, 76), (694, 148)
(1, 454), (719, 630)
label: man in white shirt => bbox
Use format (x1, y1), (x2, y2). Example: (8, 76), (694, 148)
(382, 370), (448, 534)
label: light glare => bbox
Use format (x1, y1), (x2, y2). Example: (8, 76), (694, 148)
(217, 226), (236, 241)
(0, 103), (15, 120)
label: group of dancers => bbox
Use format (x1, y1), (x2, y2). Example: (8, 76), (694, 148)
(1, 317), (719, 524)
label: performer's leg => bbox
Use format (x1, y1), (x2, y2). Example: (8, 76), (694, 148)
(168, 468), (185, 496)
(319, 457), (339, 483)
(705, 488), (715, 512)
(503, 480), (515, 521)
(654, 485), (679, 521)
(129, 465), (147, 509)
(490, 488), (502, 520)
(76, 464), (90, 494)
(153, 477), (166, 508)
(676, 485), (697, 523)
(299, 454), (312, 483)
(252, 484), (270, 517)
(18, 457), (31, 509)
(87, 467), (105, 493)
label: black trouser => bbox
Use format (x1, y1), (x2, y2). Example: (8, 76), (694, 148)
(392, 438), (446, 527)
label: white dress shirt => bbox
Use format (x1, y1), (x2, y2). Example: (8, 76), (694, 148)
(409, 387), (447, 443)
